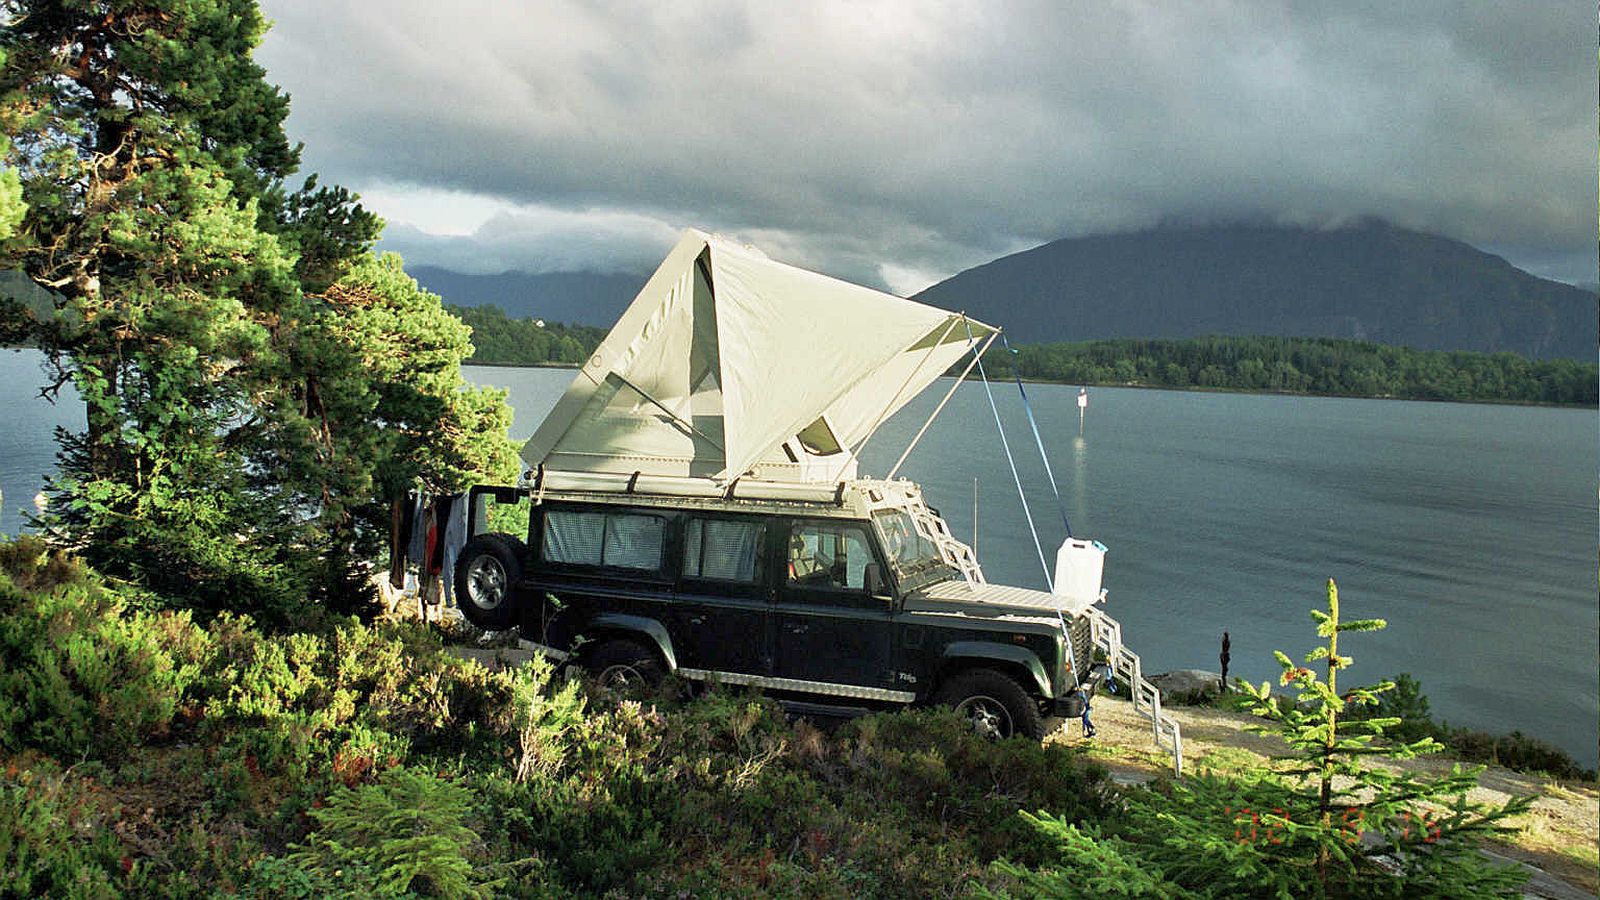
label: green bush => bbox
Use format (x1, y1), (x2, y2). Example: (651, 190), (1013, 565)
(1445, 729), (1593, 780)
(1355, 672), (1436, 743)
(0, 538), (1576, 899)
(0, 537), (212, 759)
(0, 761), (125, 898)
(1348, 672), (1595, 780)
(272, 766), (497, 899)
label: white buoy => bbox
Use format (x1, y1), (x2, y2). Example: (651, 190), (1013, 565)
(1076, 386), (1088, 433)
(33, 492), (46, 513)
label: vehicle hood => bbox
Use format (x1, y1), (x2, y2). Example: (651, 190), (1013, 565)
(905, 579), (1097, 619)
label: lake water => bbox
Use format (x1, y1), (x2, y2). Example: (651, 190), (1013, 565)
(3, 350), (1595, 766)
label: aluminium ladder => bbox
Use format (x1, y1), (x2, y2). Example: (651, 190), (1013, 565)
(1082, 605), (1184, 776)
(908, 505), (987, 584)
(908, 504), (1180, 775)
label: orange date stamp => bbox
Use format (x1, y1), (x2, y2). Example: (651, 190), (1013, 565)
(1223, 806), (1440, 845)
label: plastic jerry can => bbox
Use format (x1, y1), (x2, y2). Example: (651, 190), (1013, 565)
(1053, 538), (1107, 609)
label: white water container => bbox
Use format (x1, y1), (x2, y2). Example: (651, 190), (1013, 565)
(1053, 538), (1107, 612)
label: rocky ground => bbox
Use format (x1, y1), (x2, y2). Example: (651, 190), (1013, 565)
(1046, 689), (1599, 900)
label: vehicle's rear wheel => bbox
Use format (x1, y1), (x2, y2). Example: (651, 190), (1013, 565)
(934, 668), (1045, 741)
(586, 638), (664, 691)
(453, 533), (526, 631)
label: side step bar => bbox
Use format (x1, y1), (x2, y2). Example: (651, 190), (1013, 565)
(777, 699), (875, 720)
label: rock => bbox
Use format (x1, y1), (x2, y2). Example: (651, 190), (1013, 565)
(1148, 669), (1228, 703)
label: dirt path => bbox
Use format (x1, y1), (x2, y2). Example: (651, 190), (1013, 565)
(1046, 693), (1599, 899)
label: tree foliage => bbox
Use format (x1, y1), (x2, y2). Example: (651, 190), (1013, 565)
(451, 308), (1596, 409)
(0, 46), (20, 241)
(0, 0), (511, 617)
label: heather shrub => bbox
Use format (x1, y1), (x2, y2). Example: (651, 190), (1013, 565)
(482, 664), (676, 893)
(0, 538), (211, 759)
(269, 766), (498, 899)
(0, 756), (132, 897)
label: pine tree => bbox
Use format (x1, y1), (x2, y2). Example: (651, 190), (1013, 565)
(0, 1), (509, 614)
(285, 767), (498, 898)
(255, 254), (520, 605)
(991, 579), (1532, 899)
(2, 0), (299, 604)
(1230, 578), (1531, 897)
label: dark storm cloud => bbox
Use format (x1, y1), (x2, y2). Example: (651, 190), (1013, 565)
(256, 1), (1595, 290)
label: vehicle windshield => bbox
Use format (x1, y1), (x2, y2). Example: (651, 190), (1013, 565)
(872, 508), (953, 588)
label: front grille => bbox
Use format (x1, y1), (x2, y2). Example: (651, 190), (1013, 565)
(1068, 616), (1094, 681)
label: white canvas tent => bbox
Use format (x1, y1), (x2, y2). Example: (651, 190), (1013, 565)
(522, 229), (997, 485)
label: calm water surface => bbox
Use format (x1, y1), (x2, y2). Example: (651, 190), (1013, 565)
(3, 352), (1594, 766)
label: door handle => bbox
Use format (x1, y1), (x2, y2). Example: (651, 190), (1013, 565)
(688, 616), (705, 626)
(784, 623), (807, 635)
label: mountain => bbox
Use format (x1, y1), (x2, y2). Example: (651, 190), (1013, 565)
(409, 266), (644, 327)
(914, 221), (1598, 360)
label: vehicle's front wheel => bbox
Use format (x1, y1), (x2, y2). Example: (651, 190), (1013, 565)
(453, 533), (526, 631)
(934, 668), (1045, 741)
(585, 638), (665, 692)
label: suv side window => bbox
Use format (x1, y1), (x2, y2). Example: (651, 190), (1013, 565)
(683, 518), (766, 582)
(786, 521), (875, 591)
(543, 508), (666, 571)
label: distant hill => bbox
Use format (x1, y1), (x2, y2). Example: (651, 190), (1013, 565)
(914, 221), (1598, 360)
(409, 266), (644, 327)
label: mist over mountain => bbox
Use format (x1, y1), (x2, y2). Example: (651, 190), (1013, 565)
(403, 221), (1594, 360)
(408, 266), (644, 326)
(913, 221), (1597, 360)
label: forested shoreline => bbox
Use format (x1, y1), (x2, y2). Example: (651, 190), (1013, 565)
(448, 304), (607, 368)
(455, 306), (1597, 406)
(990, 335), (1598, 406)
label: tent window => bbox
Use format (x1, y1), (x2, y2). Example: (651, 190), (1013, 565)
(795, 417), (843, 456)
(543, 509), (664, 571)
(683, 518), (765, 582)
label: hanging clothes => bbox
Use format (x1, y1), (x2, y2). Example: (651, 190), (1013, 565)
(406, 491), (430, 568)
(423, 504), (441, 577)
(439, 493), (469, 606)
(388, 497), (409, 589)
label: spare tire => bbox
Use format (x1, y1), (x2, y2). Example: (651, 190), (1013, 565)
(453, 532), (526, 631)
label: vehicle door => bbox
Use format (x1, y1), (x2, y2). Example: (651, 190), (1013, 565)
(531, 504), (674, 649)
(773, 518), (898, 692)
(669, 514), (773, 676)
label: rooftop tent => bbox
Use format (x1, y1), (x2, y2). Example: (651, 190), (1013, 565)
(521, 229), (997, 484)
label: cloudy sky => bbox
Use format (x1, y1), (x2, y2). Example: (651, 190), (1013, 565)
(255, 1), (1596, 293)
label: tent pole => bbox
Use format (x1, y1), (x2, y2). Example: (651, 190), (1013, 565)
(886, 327), (998, 481)
(612, 372), (726, 450)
